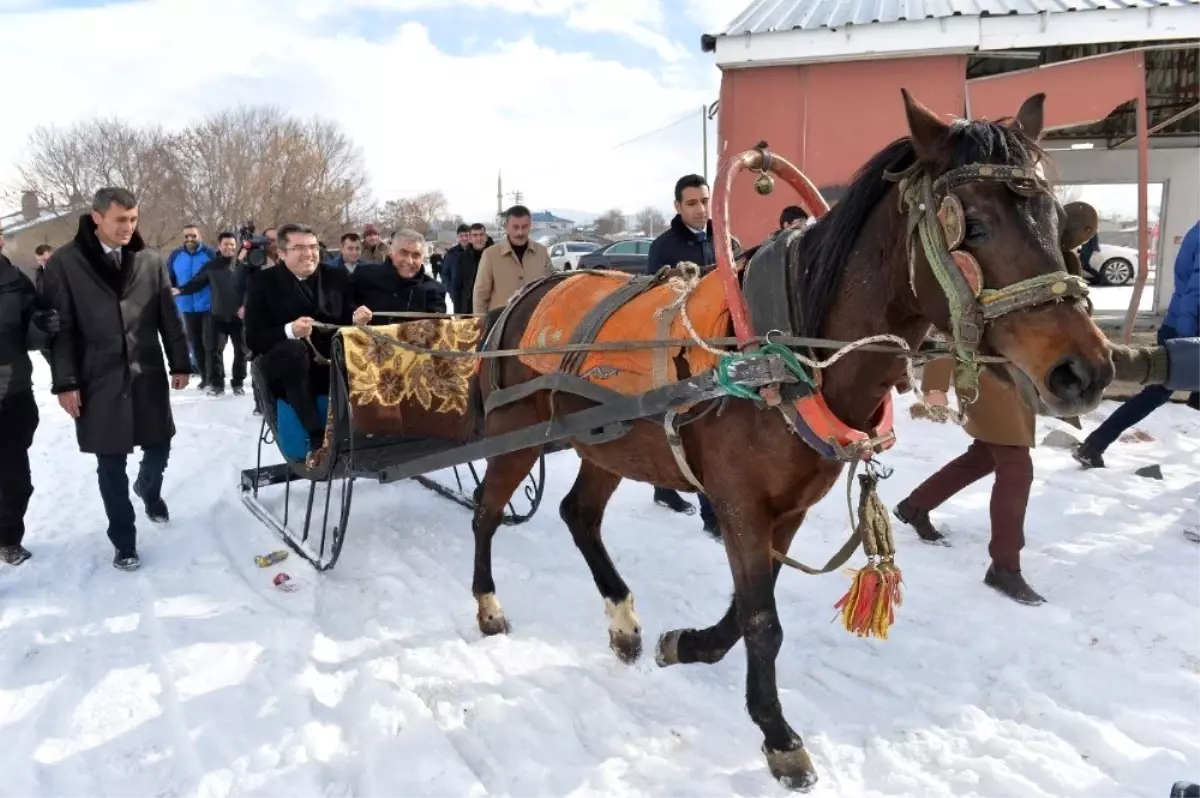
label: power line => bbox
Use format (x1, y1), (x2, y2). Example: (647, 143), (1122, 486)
(610, 110), (699, 150)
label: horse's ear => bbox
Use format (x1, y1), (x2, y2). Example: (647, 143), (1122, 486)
(1062, 200), (1099, 250)
(901, 88), (949, 163)
(1013, 93), (1046, 140)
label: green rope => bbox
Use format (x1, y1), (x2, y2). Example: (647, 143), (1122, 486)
(715, 342), (816, 401)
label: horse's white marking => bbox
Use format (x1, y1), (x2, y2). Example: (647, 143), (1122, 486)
(606, 595), (641, 638)
(477, 592), (504, 619)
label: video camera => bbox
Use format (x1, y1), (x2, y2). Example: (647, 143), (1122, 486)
(237, 221), (272, 268)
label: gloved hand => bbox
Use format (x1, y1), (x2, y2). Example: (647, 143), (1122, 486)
(1161, 336), (1200, 391)
(32, 309), (60, 334)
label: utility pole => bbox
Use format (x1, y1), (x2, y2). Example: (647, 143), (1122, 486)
(702, 104), (708, 183)
(496, 171), (503, 219)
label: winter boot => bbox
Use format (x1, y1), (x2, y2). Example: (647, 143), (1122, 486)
(893, 498), (947, 545)
(133, 481), (170, 523)
(206, 385), (225, 397)
(0, 545), (32, 566)
(654, 488), (695, 515)
(984, 563), (1045, 605)
(113, 548), (140, 571)
(232, 385), (245, 396)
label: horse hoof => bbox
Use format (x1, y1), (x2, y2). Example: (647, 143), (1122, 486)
(609, 629), (643, 663)
(655, 629), (683, 667)
(764, 745), (818, 792)
(478, 613), (510, 636)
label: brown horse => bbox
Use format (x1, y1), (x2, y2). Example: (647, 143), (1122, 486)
(468, 90), (1113, 790)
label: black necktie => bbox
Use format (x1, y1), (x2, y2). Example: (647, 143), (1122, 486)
(109, 250), (122, 269)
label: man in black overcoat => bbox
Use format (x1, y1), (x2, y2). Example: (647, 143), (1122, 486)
(351, 229), (447, 315)
(244, 223), (370, 463)
(42, 187), (191, 570)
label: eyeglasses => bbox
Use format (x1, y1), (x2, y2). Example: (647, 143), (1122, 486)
(287, 245), (321, 253)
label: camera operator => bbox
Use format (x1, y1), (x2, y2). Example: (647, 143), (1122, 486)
(172, 232), (248, 397)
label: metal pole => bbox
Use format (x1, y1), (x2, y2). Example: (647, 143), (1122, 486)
(1121, 53), (1151, 345)
(702, 105), (708, 182)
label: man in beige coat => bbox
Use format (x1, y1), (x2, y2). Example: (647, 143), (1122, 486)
(472, 205), (551, 314)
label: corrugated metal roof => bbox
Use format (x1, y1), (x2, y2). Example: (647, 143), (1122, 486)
(720, 0), (1200, 35)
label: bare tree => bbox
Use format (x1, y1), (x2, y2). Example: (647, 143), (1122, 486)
(595, 208), (626, 236)
(10, 106), (371, 249)
(634, 206), (667, 237)
(378, 190), (449, 237)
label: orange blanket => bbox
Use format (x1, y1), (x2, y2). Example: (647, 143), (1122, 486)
(518, 270), (731, 396)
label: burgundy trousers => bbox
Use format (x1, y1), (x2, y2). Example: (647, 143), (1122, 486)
(907, 439), (1033, 570)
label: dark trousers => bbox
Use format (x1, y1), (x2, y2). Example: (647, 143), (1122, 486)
(1084, 325), (1198, 454)
(96, 441), (170, 552)
(205, 317), (247, 389)
(256, 339), (330, 435)
(183, 312), (209, 380)
(908, 439), (1033, 570)
(0, 392), (38, 547)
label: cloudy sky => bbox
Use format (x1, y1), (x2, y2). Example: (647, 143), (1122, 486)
(0, 0), (750, 222)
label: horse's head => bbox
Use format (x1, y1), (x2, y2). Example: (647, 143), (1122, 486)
(900, 89), (1113, 417)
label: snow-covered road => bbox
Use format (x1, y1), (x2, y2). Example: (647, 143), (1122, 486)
(2, 357), (1197, 797)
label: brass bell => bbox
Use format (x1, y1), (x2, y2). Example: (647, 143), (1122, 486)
(754, 172), (775, 195)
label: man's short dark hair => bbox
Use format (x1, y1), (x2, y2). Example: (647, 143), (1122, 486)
(503, 205), (530, 220)
(340, 232), (361, 244)
(469, 222), (486, 232)
(217, 231), (236, 243)
(182, 222), (199, 230)
(779, 205), (808, 228)
(276, 223), (315, 249)
(674, 174), (708, 202)
(35, 244), (54, 256)
(92, 187), (137, 214)
(456, 223), (470, 234)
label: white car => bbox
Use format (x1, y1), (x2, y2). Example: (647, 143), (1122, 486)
(1084, 243), (1139, 286)
(548, 241), (600, 271)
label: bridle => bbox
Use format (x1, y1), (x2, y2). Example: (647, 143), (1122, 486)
(886, 161), (1090, 402)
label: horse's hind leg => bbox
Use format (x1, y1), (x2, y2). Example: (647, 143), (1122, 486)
(472, 446), (541, 636)
(559, 459), (642, 663)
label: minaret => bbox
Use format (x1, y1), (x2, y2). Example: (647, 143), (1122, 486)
(497, 171), (503, 218)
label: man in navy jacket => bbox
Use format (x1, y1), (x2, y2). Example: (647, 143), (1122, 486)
(644, 174), (722, 537)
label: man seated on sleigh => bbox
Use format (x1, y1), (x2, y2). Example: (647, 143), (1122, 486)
(244, 222), (371, 456)
(350, 228), (447, 316)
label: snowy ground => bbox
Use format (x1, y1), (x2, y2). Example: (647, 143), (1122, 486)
(2, 355), (1198, 798)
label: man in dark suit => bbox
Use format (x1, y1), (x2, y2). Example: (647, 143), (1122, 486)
(42, 187), (191, 571)
(352, 228), (447, 315)
(244, 223), (371, 458)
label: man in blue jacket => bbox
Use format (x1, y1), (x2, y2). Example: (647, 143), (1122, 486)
(166, 224), (215, 388)
(1075, 220), (1199, 468)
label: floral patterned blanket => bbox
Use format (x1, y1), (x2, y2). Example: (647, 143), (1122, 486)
(335, 318), (485, 444)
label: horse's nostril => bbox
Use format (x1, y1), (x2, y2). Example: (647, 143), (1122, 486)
(1046, 355), (1094, 402)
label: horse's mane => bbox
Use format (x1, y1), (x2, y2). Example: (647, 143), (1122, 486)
(793, 118), (1046, 338)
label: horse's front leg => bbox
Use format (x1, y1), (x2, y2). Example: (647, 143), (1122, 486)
(729, 509), (816, 791)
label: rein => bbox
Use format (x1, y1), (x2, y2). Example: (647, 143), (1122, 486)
(308, 320), (1009, 365)
(885, 161), (1089, 410)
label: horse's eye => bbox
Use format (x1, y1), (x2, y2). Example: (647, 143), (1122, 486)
(965, 219), (986, 241)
